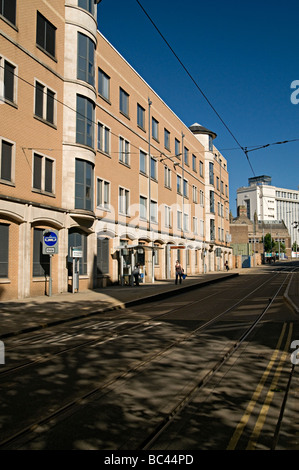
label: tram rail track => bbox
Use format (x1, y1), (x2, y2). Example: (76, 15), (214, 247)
(1, 268), (295, 380)
(0, 269), (296, 449)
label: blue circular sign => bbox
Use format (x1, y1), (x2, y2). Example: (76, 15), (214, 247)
(44, 231), (58, 246)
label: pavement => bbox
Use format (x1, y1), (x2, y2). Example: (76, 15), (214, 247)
(0, 264), (298, 339)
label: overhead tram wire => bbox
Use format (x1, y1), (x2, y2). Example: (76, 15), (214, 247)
(135, 0), (255, 176)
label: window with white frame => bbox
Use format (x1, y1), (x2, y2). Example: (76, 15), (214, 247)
(0, 223), (9, 278)
(177, 210), (182, 230)
(140, 196), (147, 220)
(97, 122), (110, 155)
(193, 216), (198, 235)
(0, 58), (17, 104)
(119, 187), (129, 215)
(151, 200), (158, 224)
(34, 80), (56, 125)
(119, 136), (130, 165)
(164, 166), (171, 189)
(199, 160), (203, 177)
(165, 205), (171, 228)
(200, 190), (204, 206)
(0, 137), (15, 183)
(192, 185), (198, 203)
(184, 213), (189, 231)
(184, 146), (189, 166)
(97, 178), (110, 209)
(33, 152), (55, 194)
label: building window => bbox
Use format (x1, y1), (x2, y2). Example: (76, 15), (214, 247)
(164, 166), (171, 189)
(152, 117), (159, 141)
(119, 136), (130, 166)
(0, 0), (16, 25)
(68, 229), (87, 275)
(36, 12), (56, 58)
(150, 157), (157, 180)
(140, 150), (147, 175)
(76, 95), (94, 148)
(183, 179), (188, 198)
(137, 104), (145, 130)
(199, 160), (203, 177)
(75, 159), (93, 210)
(210, 190), (215, 213)
(33, 228), (50, 277)
(0, 138), (14, 183)
(164, 128), (170, 150)
(193, 216), (198, 235)
(184, 213), (189, 232)
(77, 32), (95, 86)
(98, 69), (110, 101)
(140, 196), (147, 220)
(33, 152), (54, 194)
(119, 187), (129, 215)
(192, 185), (198, 203)
(0, 223), (9, 278)
(151, 200), (158, 223)
(192, 154), (197, 172)
(34, 81), (55, 125)
(200, 190), (204, 206)
(97, 178), (110, 209)
(184, 147), (189, 166)
(78, 0), (94, 14)
(97, 238), (109, 275)
(209, 162), (214, 185)
(119, 87), (129, 117)
(177, 211), (182, 230)
(165, 205), (171, 228)
(2, 60), (16, 103)
(177, 175), (182, 194)
(210, 219), (215, 241)
(175, 138), (180, 157)
(97, 122), (110, 155)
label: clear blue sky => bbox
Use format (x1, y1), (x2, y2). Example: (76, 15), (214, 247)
(97, 0), (299, 215)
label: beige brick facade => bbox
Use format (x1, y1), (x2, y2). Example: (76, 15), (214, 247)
(0, 1), (232, 301)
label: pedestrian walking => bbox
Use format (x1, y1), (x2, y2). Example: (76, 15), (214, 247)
(132, 263), (140, 286)
(225, 261), (229, 271)
(175, 260), (183, 284)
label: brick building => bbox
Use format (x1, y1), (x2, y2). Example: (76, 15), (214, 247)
(0, 0), (232, 300)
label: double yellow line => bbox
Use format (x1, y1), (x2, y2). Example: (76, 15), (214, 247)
(227, 322), (293, 450)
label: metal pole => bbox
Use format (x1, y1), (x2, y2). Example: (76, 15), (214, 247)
(181, 132), (185, 273)
(49, 254), (52, 297)
(148, 98), (154, 283)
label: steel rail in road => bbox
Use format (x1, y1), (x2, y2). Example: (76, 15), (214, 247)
(0, 268), (297, 450)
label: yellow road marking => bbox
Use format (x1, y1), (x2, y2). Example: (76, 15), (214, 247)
(227, 323), (289, 450)
(246, 323), (293, 450)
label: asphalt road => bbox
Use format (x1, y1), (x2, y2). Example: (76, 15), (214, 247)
(0, 261), (298, 452)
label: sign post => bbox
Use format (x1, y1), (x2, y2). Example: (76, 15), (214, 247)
(42, 230), (59, 297)
(70, 247), (82, 293)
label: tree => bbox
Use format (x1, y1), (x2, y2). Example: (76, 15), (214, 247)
(292, 242), (299, 252)
(264, 233), (275, 252)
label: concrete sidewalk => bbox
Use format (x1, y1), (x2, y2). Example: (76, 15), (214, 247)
(1, 264), (298, 340)
(0, 272), (239, 339)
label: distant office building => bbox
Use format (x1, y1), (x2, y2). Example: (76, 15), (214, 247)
(237, 176), (299, 246)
